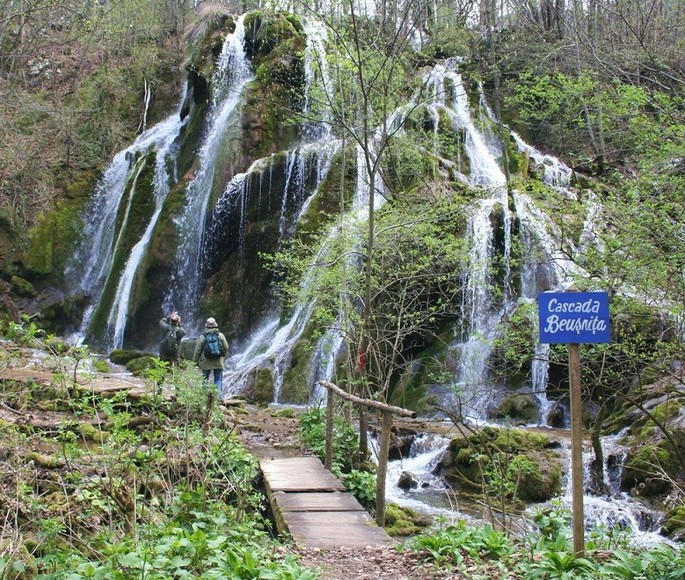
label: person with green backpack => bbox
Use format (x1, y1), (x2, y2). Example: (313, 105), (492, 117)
(193, 317), (229, 395)
(159, 311), (186, 364)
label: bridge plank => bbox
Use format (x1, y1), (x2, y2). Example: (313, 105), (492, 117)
(274, 491), (366, 512)
(259, 456), (394, 548)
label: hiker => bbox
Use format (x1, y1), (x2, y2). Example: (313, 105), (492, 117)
(159, 311), (186, 364)
(193, 317), (229, 395)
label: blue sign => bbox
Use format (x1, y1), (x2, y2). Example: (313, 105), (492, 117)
(538, 291), (610, 344)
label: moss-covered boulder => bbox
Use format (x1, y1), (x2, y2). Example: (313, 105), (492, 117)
(126, 356), (157, 377)
(437, 426), (562, 503)
(621, 438), (682, 497)
(384, 503), (433, 537)
(495, 393), (540, 425)
(110, 349), (150, 365)
(664, 505), (685, 541)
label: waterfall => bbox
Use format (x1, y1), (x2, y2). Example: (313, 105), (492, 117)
(302, 18), (332, 141)
(220, 140), (342, 399)
(68, 87), (188, 349)
(511, 131), (573, 189)
(165, 14), (253, 325)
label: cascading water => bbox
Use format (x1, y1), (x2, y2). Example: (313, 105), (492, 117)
(214, 139), (341, 399)
(68, 87), (188, 350)
(165, 14), (253, 326)
(551, 434), (675, 547)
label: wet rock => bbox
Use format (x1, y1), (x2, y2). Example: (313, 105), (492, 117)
(397, 471), (419, 490)
(546, 403), (566, 428)
(495, 393), (539, 425)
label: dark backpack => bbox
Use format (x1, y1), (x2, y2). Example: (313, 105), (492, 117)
(161, 328), (178, 357)
(203, 332), (224, 359)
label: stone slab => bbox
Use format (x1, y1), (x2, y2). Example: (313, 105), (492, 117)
(274, 491), (366, 513)
(284, 511), (395, 548)
(260, 457), (345, 492)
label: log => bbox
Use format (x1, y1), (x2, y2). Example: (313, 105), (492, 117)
(316, 381), (416, 418)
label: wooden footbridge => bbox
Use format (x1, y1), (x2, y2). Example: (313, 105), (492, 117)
(256, 381), (416, 549)
(260, 456), (394, 548)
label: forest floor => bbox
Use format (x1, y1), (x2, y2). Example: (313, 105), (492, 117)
(0, 341), (504, 578)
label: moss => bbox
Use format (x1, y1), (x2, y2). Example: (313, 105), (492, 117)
(126, 356), (157, 377)
(25, 451), (65, 469)
(384, 503), (432, 537)
(515, 452), (562, 502)
(622, 441), (679, 496)
(664, 505), (685, 540)
(495, 394), (539, 425)
(10, 275), (36, 297)
(78, 423), (108, 442)
(20, 198), (88, 281)
(280, 334), (316, 404)
(109, 349), (147, 365)
(253, 367), (275, 404)
(439, 426), (561, 502)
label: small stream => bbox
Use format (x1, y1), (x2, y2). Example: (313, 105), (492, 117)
(373, 423), (675, 547)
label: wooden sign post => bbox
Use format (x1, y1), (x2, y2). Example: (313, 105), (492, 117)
(538, 290), (610, 557)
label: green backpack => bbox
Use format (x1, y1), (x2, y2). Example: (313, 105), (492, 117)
(161, 328), (178, 357)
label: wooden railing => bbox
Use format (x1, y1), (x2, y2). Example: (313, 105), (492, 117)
(316, 380), (416, 527)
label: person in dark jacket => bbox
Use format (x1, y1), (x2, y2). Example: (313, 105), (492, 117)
(193, 317), (229, 395)
(159, 311), (186, 364)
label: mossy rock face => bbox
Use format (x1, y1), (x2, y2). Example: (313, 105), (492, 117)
(20, 198), (88, 282)
(238, 366), (274, 403)
(621, 440), (681, 496)
(495, 394), (540, 425)
(295, 147), (356, 246)
(280, 334), (316, 404)
(10, 275), (36, 297)
(253, 367), (275, 403)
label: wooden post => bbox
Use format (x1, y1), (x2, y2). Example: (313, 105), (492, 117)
(568, 342), (585, 556)
(325, 390), (334, 471)
(375, 410), (393, 527)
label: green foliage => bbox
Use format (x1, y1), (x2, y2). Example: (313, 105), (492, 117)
(410, 512), (685, 578)
(526, 550), (598, 578)
(410, 519), (512, 568)
(34, 504), (315, 579)
(531, 499), (571, 544)
(299, 406), (359, 473)
(492, 301), (537, 381)
(269, 192), (468, 397)
(342, 469), (376, 510)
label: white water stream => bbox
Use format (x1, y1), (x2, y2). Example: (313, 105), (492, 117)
(376, 427), (674, 546)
